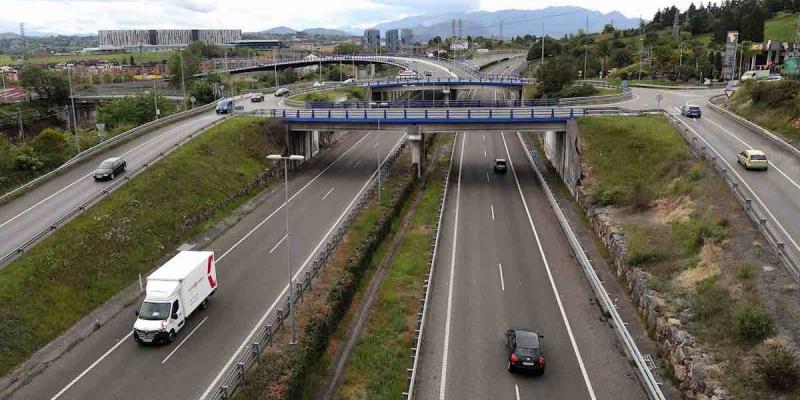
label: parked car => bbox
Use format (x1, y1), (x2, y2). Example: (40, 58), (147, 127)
(342, 78), (354, 84)
(494, 158), (508, 173)
(274, 88), (290, 97)
(93, 157), (126, 181)
(737, 149), (769, 170)
(251, 93), (265, 102)
(215, 99), (233, 114)
(680, 103), (702, 118)
(312, 81), (325, 88)
(505, 328), (545, 374)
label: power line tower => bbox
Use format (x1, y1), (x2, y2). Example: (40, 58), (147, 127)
(672, 10), (680, 39)
(19, 23), (26, 56)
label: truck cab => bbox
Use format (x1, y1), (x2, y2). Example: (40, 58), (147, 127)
(133, 282), (187, 344)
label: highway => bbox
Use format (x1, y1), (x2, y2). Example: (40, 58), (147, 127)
(412, 130), (647, 400)
(8, 129), (406, 400)
(0, 99), (272, 266)
(626, 87), (800, 266)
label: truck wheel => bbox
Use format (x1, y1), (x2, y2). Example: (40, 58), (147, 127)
(199, 299), (208, 310)
(167, 330), (175, 343)
(111, 172), (115, 180)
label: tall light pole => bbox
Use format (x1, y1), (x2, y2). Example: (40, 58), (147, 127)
(153, 80), (159, 120)
(583, 44), (588, 81)
(267, 153), (306, 349)
(638, 38), (644, 81)
(179, 48), (186, 110)
(66, 67), (79, 153)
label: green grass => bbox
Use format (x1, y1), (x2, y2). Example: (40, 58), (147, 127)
(578, 116), (693, 207)
(336, 134), (452, 399)
(0, 51), (173, 66)
(0, 116), (282, 377)
(290, 86), (367, 102)
(729, 80), (800, 143)
(765, 12), (798, 42)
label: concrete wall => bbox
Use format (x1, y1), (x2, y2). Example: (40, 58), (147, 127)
(540, 119), (581, 194)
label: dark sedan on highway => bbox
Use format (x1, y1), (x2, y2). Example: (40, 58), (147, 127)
(93, 157), (126, 181)
(505, 328), (545, 374)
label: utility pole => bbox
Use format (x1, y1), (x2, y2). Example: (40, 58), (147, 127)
(679, 42), (683, 67)
(638, 38), (644, 81)
(273, 48), (279, 87)
(16, 102), (23, 140)
(139, 43), (144, 78)
(153, 80), (159, 121)
(583, 44), (588, 81)
(67, 67), (79, 153)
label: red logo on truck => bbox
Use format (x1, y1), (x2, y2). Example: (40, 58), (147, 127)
(207, 255), (217, 289)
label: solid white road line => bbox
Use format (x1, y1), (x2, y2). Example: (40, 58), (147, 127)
(198, 133), (406, 400)
(701, 116), (800, 191)
(497, 263), (505, 291)
(269, 234), (288, 254)
(486, 171), (490, 184)
(490, 204), (495, 221)
(515, 384), (520, 400)
(438, 133), (466, 400)
(49, 132), (376, 400)
(484, 149), (487, 158)
(352, 160), (362, 169)
(161, 316), (209, 364)
(0, 115), (216, 229)
(218, 132), (373, 262)
(322, 187), (335, 200)
(675, 119), (800, 258)
(500, 131), (597, 400)
(50, 333), (131, 400)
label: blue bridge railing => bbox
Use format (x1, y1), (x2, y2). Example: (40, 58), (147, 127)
(264, 107), (585, 124)
(306, 99), (558, 109)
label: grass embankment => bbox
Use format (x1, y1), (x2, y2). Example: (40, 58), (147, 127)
(232, 146), (416, 400)
(0, 52), (173, 66)
(729, 80), (800, 143)
(290, 86), (367, 102)
(335, 134), (451, 399)
(579, 116), (795, 397)
(0, 116), (283, 376)
(765, 12), (798, 42)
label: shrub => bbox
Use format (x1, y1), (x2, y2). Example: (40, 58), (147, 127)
(757, 344), (800, 391)
(733, 303), (773, 344)
(594, 185), (626, 206)
(692, 278), (730, 322)
(557, 85), (598, 98)
(31, 128), (72, 169)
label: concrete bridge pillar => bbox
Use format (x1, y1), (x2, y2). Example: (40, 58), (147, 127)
(408, 126), (425, 178)
(539, 119), (581, 194)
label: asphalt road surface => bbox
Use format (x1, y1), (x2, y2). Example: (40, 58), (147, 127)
(8, 130), (405, 400)
(413, 130), (646, 400)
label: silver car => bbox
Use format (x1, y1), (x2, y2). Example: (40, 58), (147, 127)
(94, 157), (127, 181)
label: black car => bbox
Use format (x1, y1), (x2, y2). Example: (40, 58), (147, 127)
(680, 103), (702, 118)
(494, 158), (508, 173)
(251, 93), (265, 102)
(93, 157), (126, 181)
(505, 328), (545, 374)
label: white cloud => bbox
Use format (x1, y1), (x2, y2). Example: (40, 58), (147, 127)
(0, 0), (699, 35)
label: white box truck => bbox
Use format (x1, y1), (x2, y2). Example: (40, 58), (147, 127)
(133, 251), (218, 344)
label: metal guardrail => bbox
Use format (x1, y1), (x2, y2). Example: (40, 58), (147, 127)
(0, 101), (217, 206)
(515, 132), (667, 400)
(665, 113), (800, 277)
(404, 132), (457, 399)
(0, 116), (226, 267)
(705, 95), (800, 159)
(204, 137), (407, 400)
(364, 76), (528, 87)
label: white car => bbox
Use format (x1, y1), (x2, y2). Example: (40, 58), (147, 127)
(312, 81), (325, 88)
(342, 78), (354, 84)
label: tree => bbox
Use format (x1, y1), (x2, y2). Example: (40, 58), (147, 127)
(602, 24), (616, 34)
(334, 42), (360, 55)
(167, 50), (200, 89)
(129, 55), (135, 66)
(97, 93), (176, 129)
(610, 48), (634, 68)
(18, 65), (69, 104)
(31, 128), (72, 168)
(535, 55), (576, 97)
(596, 39), (612, 76)
(190, 79), (216, 105)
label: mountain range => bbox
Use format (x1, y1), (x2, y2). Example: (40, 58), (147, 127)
(256, 26), (354, 37)
(371, 7), (643, 41)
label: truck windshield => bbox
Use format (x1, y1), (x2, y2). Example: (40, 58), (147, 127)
(139, 301), (170, 320)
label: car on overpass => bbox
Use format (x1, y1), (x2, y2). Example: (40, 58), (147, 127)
(93, 157), (126, 181)
(737, 149), (769, 170)
(505, 328), (545, 374)
(680, 103), (702, 118)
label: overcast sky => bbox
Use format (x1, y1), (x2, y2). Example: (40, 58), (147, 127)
(0, 0), (698, 35)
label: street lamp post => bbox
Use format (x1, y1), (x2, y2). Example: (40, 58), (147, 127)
(66, 67), (79, 153)
(266, 153), (305, 349)
(583, 44), (588, 81)
(638, 38), (644, 81)
(179, 48), (186, 110)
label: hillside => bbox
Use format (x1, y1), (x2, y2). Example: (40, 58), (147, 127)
(765, 12), (798, 41)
